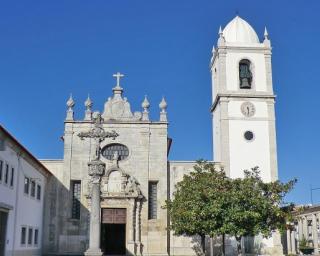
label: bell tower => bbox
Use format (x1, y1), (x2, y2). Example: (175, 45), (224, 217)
(210, 16), (278, 182)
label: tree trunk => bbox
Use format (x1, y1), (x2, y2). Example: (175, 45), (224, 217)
(222, 234), (225, 256)
(201, 234), (205, 254)
(236, 236), (242, 256)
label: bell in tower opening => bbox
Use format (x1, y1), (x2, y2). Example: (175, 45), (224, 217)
(239, 59), (252, 89)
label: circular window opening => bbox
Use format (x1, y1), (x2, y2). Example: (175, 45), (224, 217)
(101, 143), (129, 161)
(244, 131), (254, 141)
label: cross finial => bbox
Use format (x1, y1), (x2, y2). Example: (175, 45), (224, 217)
(113, 72), (124, 88)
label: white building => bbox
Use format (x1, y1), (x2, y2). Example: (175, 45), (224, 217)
(285, 205), (320, 255)
(0, 125), (51, 256)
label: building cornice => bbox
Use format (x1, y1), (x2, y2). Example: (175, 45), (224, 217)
(211, 93), (276, 112)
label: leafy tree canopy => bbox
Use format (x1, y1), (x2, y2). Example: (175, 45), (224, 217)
(165, 161), (296, 252)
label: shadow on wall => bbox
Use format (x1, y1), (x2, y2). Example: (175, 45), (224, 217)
(198, 235), (266, 256)
(43, 175), (90, 255)
(191, 235), (222, 256)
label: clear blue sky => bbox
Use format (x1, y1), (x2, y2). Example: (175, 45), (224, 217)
(0, 0), (319, 204)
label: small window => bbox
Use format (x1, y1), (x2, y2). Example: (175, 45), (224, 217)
(239, 59), (252, 89)
(24, 177), (30, 194)
(10, 167), (14, 187)
(71, 180), (81, 219)
(4, 164), (9, 184)
(244, 131), (254, 141)
(34, 229), (39, 246)
(31, 180), (36, 197)
(0, 138), (4, 151)
(101, 143), (129, 161)
(28, 228), (33, 245)
(0, 160), (3, 182)
(148, 181), (158, 219)
(21, 227), (26, 245)
(37, 184), (41, 200)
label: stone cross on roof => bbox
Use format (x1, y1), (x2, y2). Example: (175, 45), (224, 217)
(113, 72), (124, 88)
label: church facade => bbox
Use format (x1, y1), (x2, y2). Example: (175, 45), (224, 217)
(41, 16), (282, 256)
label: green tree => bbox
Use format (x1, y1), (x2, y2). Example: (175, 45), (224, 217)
(165, 161), (232, 253)
(165, 161), (296, 255)
(224, 167), (296, 254)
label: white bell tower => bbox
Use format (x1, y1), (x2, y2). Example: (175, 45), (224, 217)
(210, 16), (283, 255)
(210, 16), (278, 182)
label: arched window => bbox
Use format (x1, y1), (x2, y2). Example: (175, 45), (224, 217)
(239, 59), (252, 89)
(101, 143), (129, 160)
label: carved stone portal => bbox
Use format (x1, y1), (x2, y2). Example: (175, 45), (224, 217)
(98, 168), (143, 256)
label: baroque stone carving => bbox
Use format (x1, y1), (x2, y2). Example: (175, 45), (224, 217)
(102, 96), (142, 121)
(78, 113), (119, 161)
(125, 176), (141, 196)
(88, 160), (105, 177)
(102, 73), (142, 121)
(101, 170), (142, 199)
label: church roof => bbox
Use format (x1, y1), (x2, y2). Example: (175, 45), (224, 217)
(222, 16), (259, 44)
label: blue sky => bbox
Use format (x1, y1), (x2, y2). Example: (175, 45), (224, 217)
(0, 0), (319, 204)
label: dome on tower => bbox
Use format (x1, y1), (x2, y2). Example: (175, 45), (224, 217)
(222, 16), (259, 44)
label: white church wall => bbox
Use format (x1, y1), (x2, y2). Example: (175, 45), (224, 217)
(228, 119), (271, 181)
(213, 104), (221, 163)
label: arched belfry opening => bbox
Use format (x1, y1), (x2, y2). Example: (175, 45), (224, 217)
(239, 59), (252, 89)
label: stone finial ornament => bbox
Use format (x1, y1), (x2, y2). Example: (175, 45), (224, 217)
(141, 95), (150, 121)
(217, 25), (225, 47)
(159, 97), (167, 122)
(263, 26), (271, 47)
(264, 27), (269, 39)
(66, 94), (75, 121)
(84, 95), (93, 121)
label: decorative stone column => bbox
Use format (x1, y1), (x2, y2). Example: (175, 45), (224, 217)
(286, 229), (292, 254)
(127, 200), (136, 255)
(78, 112), (119, 256)
(298, 218), (303, 241)
(291, 229), (296, 254)
(84, 160), (105, 256)
(135, 200), (141, 255)
(302, 216), (308, 239)
(312, 214), (319, 254)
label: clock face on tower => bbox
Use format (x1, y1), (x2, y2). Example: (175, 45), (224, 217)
(241, 102), (255, 117)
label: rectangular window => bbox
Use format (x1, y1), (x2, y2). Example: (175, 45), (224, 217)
(4, 164), (9, 184)
(148, 181), (158, 219)
(31, 180), (36, 197)
(24, 177), (30, 194)
(10, 167), (14, 187)
(37, 184), (41, 200)
(28, 227), (33, 245)
(21, 227), (26, 245)
(0, 160), (3, 182)
(34, 229), (39, 246)
(71, 180), (81, 219)
(0, 138), (4, 151)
